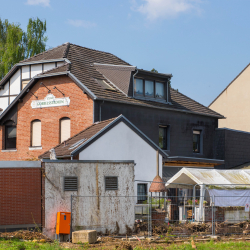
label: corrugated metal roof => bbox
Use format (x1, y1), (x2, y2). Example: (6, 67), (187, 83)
(165, 168), (250, 189)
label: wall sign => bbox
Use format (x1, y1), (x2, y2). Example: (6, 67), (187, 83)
(31, 94), (70, 109)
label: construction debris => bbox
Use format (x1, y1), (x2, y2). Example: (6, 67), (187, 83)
(0, 230), (52, 242)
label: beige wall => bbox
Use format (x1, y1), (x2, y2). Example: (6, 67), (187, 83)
(209, 64), (250, 132)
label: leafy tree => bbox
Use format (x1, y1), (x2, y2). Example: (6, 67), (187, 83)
(151, 68), (158, 73)
(0, 18), (47, 80)
(25, 18), (47, 58)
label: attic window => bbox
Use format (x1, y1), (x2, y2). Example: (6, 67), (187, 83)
(105, 176), (118, 190)
(68, 138), (86, 150)
(95, 79), (115, 91)
(64, 176), (78, 191)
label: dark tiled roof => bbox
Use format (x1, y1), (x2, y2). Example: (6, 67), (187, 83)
(1, 42), (223, 118)
(94, 64), (136, 95)
(20, 43), (70, 62)
(39, 117), (117, 158)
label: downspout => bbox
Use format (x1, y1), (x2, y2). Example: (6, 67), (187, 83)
(99, 101), (104, 122)
(132, 68), (138, 97)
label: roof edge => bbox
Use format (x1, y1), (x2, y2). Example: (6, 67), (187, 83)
(71, 114), (169, 158)
(96, 97), (225, 119)
(209, 63), (250, 107)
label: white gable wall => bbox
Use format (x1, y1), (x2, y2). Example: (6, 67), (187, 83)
(79, 121), (163, 196)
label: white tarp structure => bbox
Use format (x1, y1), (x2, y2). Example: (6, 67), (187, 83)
(165, 168), (250, 221)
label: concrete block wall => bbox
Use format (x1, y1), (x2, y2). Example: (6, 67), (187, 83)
(0, 75), (93, 160)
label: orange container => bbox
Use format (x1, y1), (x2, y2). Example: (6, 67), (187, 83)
(56, 212), (71, 235)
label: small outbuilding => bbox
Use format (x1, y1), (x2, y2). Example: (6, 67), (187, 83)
(165, 168), (250, 222)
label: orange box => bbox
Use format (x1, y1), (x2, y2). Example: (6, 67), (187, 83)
(56, 212), (71, 235)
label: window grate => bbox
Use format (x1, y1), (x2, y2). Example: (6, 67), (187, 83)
(105, 176), (118, 190)
(64, 176), (78, 191)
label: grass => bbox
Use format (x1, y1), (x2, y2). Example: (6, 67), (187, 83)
(0, 238), (65, 250)
(2, 238), (250, 250)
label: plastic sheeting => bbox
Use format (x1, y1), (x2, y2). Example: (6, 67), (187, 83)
(208, 189), (250, 207)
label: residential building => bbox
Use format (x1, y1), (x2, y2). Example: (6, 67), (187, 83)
(209, 64), (250, 132)
(0, 43), (223, 172)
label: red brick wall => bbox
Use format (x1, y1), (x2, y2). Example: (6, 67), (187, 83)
(0, 75), (93, 160)
(0, 168), (41, 226)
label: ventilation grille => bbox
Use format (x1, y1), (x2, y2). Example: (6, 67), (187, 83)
(105, 176), (118, 190)
(64, 176), (78, 191)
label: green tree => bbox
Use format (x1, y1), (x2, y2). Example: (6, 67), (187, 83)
(25, 18), (47, 58)
(0, 17), (47, 80)
(151, 68), (158, 73)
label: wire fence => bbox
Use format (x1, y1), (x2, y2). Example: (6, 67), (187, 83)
(70, 192), (250, 238)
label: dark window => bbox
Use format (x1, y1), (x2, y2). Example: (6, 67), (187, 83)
(159, 126), (168, 150)
(193, 130), (201, 153)
(137, 184), (148, 203)
(5, 125), (16, 149)
(145, 80), (154, 97)
(64, 176), (78, 191)
(134, 78), (166, 101)
(134, 79), (144, 96)
(105, 176), (118, 190)
(155, 82), (165, 99)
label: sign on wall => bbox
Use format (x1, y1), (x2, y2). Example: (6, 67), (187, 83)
(31, 94), (70, 109)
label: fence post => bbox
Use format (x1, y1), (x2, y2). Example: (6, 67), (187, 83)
(70, 195), (73, 241)
(212, 196), (214, 236)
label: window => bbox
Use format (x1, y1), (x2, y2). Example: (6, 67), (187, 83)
(134, 79), (143, 96)
(145, 80), (154, 97)
(22, 80), (30, 90)
(60, 117), (70, 143)
(5, 122), (16, 149)
(31, 120), (41, 147)
(64, 176), (78, 191)
(193, 130), (201, 153)
(137, 184), (148, 204)
(156, 82), (165, 99)
(159, 126), (168, 150)
(105, 176), (118, 190)
(134, 78), (166, 100)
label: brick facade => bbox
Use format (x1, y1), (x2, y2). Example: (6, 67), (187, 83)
(0, 168), (41, 227)
(0, 75), (93, 160)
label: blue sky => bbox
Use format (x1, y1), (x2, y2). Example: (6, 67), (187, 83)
(1, 0), (250, 106)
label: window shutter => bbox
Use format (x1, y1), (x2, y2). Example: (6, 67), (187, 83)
(60, 118), (70, 143)
(32, 120), (41, 146)
(105, 176), (118, 190)
(64, 177), (78, 191)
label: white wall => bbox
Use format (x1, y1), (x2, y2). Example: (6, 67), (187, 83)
(10, 69), (21, 95)
(0, 97), (9, 114)
(44, 162), (135, 239)
(22, 65), (30, 79)
(31, 64), (43, 78)
(44, 63), (56, 72)
(79, 121), (163, 197)
(0, 81), (9, 96)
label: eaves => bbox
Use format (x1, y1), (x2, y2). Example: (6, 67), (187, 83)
(95, 97), (225, 119)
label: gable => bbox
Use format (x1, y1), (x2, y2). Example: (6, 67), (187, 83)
(79, 121), (159, 160)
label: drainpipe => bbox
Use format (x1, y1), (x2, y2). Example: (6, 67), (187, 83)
(99, 101), (104, 122)
(132, 68), (138, 97)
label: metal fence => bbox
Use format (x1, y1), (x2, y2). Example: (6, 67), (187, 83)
(70, 192), (250, 238)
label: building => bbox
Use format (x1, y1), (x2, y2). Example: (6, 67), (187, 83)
(39, 115), (168, 200)
(209, 63), (250, 132)
(43, 160), (135, 239)
(0, 42), (223, 174)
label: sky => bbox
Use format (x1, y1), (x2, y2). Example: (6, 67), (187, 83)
(1, 0), (250, 107)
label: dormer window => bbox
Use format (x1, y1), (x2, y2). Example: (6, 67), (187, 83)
(134, 78), (166, 100)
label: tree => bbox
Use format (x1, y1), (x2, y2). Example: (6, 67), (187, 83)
(0, 18), (47, 80)
(151, 68), (158, 73)
(25, 18), (47, 58)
